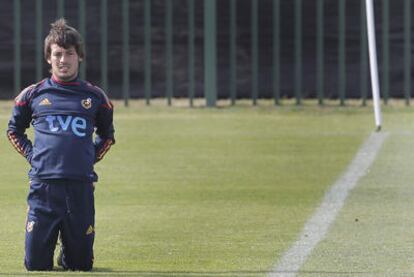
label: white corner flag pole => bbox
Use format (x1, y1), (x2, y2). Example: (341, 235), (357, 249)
(366, 0), (382, 131)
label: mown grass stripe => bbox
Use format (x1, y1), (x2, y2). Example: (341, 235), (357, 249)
(269, 131), (389, 277)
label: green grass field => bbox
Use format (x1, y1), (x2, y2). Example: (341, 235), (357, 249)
(300, 103), (414, 275)
(0, 100), (412, 276)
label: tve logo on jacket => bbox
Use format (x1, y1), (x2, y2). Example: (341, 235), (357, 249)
(46, 115), (87, 137)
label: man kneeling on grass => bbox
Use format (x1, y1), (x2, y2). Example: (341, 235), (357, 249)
(7, 18), (115, 271)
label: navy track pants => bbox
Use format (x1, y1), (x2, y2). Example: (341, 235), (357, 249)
(24, 180), (95, 271)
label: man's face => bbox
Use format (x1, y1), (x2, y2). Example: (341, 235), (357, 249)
(47, 44), (81, 82)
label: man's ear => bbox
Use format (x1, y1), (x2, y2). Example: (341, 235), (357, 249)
(79, 57), (83, 62)
(47, 58), (52, 65)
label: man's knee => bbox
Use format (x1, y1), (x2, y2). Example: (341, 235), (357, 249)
(59, 252), (93, 271)
(63, 261), (93, 271)
(24, 258), (53, 271)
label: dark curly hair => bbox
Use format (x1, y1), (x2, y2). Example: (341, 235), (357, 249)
(44, 18), (85, 61)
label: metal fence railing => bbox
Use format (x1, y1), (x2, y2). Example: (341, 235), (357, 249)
(6, 0), (414, 106)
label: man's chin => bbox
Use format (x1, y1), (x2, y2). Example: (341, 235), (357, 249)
(55, 73), (76, 82)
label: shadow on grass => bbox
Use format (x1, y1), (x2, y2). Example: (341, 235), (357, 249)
(5, 269), (375, 276)
(5, 270), (268, 276)
(92, 270), (268, 276)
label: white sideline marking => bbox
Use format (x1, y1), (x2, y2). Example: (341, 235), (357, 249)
(268, 131), (389, 277)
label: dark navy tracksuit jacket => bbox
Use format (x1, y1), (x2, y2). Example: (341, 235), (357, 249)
(7, 76), (115, 270)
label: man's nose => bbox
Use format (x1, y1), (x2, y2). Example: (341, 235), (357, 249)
(59, 54), (67, 62)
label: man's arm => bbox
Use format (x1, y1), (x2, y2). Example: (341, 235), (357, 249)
(94, 91), (115, 163)
(7, 86), (35, 163)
